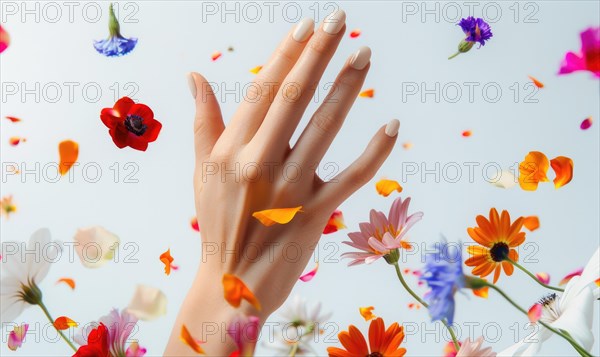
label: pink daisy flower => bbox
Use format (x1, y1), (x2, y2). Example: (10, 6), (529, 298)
(342, 197), (423, 266)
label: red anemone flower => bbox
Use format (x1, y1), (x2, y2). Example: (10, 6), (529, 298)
(73, 323), (110, 357)
(100, 97), (162, 151)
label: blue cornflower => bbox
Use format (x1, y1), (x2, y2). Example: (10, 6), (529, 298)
(420, 241), (465, 324)
(449, 17), (493, 59)
(94, 4), (137, 57)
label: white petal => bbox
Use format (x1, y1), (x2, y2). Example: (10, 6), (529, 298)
(73, 226), (120, 268)
(561, 248), (599, 308)
(28, 228), (54, 284)
(552, 286), (595, 351)
(497, 327), (549, 356)
(125, 285), (167, 321)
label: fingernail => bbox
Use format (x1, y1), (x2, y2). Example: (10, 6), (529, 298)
(323, 9), (346, 34)
(349, 46), (371, 70)
(293, 18), (314, 42)
(385, 119), (400, 137)
(187, 72), (197, 99)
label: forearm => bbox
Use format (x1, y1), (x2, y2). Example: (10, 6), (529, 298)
(163, 265), (269, 356)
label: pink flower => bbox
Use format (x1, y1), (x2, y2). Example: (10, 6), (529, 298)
(456, 336), (496, 357)
(75, 309), (145, 357)
(559, 27), (600, 77)
(342, 197), (423, 266)
(227, 314), (260, 357)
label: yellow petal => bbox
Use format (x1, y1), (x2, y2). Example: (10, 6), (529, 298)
(249, 65), (263, 74)
(472, 286), (489, 298)
(359, 306), (376, 321)
(180, 324), (205, 355)
(222, 274), (261, 311)
(252, 206), (302, 226)
(358, 88), (374, 98)
(518, 151), (549, 191)
(550, 156), (573, 189)
(375, 179), (402, 197)
(59, 140), (79, 176)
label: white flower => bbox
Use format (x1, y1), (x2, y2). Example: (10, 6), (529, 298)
(1, 229), (60, 324)
(265, 296), (332, 355)
(126, 284), (167, 320)
(499, 247), (599, 356)
(73, 226), (119, 268)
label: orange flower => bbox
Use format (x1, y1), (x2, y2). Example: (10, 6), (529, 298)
(465, 208), (526, 283)
(518, 151), (549, 191)
(327, 318), (406, 357)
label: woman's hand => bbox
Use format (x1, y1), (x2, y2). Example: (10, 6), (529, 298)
(165, 9), (399, 355)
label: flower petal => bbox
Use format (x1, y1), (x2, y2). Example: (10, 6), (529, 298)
(376, 179), (402, 197)
(7, 324), (28, 351)
(358, 89), (374, 98)
(252, 206), (302, 226)
(359, 306), (376, 321)
(518, 151), (549, 191)
(527, 304), (542, 322)
(528, 75), (544, 88)
(249, 65), (262, 74)
(550, 156), (574, 189)
(54, 316), (78, 330)
(350, 29), (361, 38)
(56, 278), (76, 290)
(160, 249), (174, 276)
(580, 117), (593, 130)
(522, 216), (540, 231)
(323, 210), (346, 234)
(299, 262), (319, 282)
(222, 274), (261, 311)
(535, 272), (550, 285)
(190, 217), (199, 232)
(58, 140), (79, 176)
(126, 285), (167, 321)
(180, 324), (205, 354)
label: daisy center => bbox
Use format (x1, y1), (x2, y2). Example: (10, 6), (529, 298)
(489, 242), (509, 262)
(124, 114), (147, 136)
(368, 353), (383, 357)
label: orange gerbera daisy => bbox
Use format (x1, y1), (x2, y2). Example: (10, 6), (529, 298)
(327, 317), (406, 357)
(465, 208), (526, 283)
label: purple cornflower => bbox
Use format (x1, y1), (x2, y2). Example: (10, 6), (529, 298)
(94, 4), (137, 57)
(459, 17), (493, 47)
(420, 241), (465, 324)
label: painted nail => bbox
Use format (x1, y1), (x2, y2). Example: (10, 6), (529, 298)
(293, 18), (314, 42)
(349, 46), (371, 70)
(323, 9), (346, 34)
(187, 73), (197, 99)
(385, 119), (400, 137)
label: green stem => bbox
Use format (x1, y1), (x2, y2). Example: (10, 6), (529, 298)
(393, 263), (460, 351)
(507, 258), (564, 292)
(288, 342), (299, 357)
(37, 301), (78, 352)
(448, 52), (461, 60)
(485, 283), (592, 357)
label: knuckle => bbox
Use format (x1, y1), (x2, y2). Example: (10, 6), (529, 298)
(310, 111), (338, 137)
(308, 35), (329, 54)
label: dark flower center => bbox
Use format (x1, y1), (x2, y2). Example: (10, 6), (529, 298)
(368, 353), (383, 357)
(489, 242), (509, 262)
(124, 114), (147, 136)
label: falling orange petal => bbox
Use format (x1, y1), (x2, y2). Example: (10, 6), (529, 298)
(522, 216), (540, 231)
(53, 316), (78, 330)
(528, 75), (544, 89)
(56, 278), (76, 290)
(9, 137), (25, 146)
(519, 151), (549, 191)
(359, 306), (376, 321)
(595, 278), (599, 287)
(190, 217), (199, 232)
(58, 140), (79, 176)
(580, 117), (593, 130)
(249, 65), (263, 74)
(180, 324), (205, 354)
(462, 130), (472, 137)
(559, 268), (583, 286)
(403, 268), (411, 274)
(1, 195), (17, 219)
(323, 210), (346, 234)
(402, 141), (413, 150)
(350, 29), (361, 38)
(375, 179), (403, 197)
(358, 88), (374, 98)
(211, 51), (222, 61)
(528, 304), (542, 323)
(299, 262), (319, 282)
(472, 286), (489, 298)
(5, 116), (21, 123)
(160, 249), (174, 276)
(252, 206), (302, 226)
(550, 156), (573, 189)
(222, 274), (261, 311)
(535, 272), (550, 285)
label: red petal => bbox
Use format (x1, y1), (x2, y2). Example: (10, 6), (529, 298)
(113, 97), (135, 116)
(129, 103), (155, 121)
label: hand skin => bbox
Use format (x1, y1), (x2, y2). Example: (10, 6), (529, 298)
(164, 9), (399, 356)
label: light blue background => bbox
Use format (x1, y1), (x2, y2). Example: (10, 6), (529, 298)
(1, 1), (599, 356)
